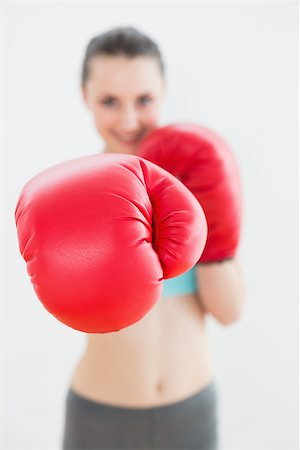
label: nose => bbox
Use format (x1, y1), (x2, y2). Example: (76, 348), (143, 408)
(118, 105), (140, 133)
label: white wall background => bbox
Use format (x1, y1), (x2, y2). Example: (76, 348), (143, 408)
(1, 1), (298, 449)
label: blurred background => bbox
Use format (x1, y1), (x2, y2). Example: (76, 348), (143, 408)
(1, 1), (298, 449)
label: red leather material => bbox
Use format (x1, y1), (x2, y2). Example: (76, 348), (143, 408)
(15, 153), (207, 333)
(139, 123), (242, 263)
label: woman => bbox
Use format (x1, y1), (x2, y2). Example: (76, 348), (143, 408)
(62, 26), (245, 450)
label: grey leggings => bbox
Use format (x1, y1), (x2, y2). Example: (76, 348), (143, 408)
(62, 381), (219, 450)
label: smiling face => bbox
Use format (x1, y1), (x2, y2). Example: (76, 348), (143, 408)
(82, 55), (166, 154)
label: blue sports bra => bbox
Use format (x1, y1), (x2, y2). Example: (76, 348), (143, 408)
(162, 265), (198, 298)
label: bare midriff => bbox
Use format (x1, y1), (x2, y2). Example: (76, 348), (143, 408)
(70, 293), (215, 408)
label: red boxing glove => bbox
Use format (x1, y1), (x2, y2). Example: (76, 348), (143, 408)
(139, 123), (242, 263)
(15, 153), (207, 333)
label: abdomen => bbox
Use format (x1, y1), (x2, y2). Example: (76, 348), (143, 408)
(70, 293), (215, 407)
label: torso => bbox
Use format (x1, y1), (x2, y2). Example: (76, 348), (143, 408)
(69, 292), (215, 408)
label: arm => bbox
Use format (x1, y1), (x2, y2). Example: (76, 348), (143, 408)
(195, 257), (246, 326)
(138, 123), (244, 324)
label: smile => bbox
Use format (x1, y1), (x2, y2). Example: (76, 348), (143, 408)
(114, 132), (145, 144)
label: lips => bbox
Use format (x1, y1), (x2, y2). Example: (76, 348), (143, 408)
(113, 131), (145, 144)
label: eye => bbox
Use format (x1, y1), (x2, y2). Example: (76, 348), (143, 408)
(100, 97), (118, 107)
(137, 95), (153, 106)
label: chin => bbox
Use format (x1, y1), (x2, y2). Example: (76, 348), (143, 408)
(107, 140), (140, 155)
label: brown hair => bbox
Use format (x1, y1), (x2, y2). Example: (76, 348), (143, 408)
(81, 26), (165, 85)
